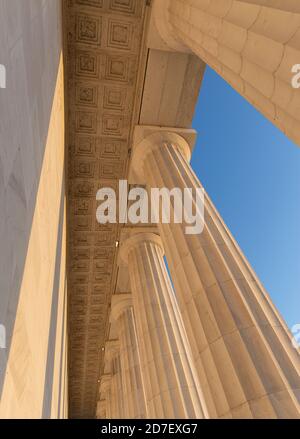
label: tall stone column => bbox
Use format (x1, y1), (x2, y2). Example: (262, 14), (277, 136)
(131, 127), (300, 419)
(96, 400), (106, 419)
(151, 0), (300, 146)
(111, 294), (147, 419)
(119, 233), (206, 419)
(105, 341), (125, 419)
(99, 375), (112, 419)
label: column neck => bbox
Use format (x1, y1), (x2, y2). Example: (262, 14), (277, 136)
(119, 233), (164, 265)
(149, 0), (189, 52)
(131, 127), (196, 184)
(111, 294), (133, 323)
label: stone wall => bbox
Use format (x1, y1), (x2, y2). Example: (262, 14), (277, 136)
(0, 0), (67, 418)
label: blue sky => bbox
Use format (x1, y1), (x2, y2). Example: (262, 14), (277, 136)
(191, 67), (300, 329)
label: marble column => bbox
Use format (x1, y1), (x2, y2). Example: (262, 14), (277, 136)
(119, 233), (206, 419)
(131, 127), (300, 419)
(105, 340), (125, 419)
(151, 0), (300, 146)
(99, 375), (112, 419)
(96, 400), (106, 419)
(111, 294), (147, 419)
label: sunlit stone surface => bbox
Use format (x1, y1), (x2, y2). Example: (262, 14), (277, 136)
(0, 0), (299, 419)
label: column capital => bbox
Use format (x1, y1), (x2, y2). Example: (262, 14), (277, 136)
(129, 125), (197, 184)
(148, 0), (189, 52)
(119, 233), (164, 265)
(111, 293), (133, 322)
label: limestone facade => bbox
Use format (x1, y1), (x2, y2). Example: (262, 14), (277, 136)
(0, 0), (67, 418)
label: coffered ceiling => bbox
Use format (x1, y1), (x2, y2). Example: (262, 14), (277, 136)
(63, 0), (149, 418)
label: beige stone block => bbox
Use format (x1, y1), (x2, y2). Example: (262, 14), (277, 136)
(218, 21), (247, 52)
(199, 345), (232, 416)
(190, 7), (222, 40)
(205, 283), (238, 334)
(286, 89), (300, 120)
(243, 32), (284, 72)
(185, 0), (211, 12)
(250, 7), (300, 43)
(241, 60), (275, 97)
(231, 401), (253, 418)
(218, 44), (242, 73)
(249, 395), (277, 419)
(207, 0), (233, 18)
(288, 26), (300, 50)
(269, 390), (300, 418)
(192, 288), (222, 342)
(209, 337), (248, 409)
(195, 44), (223, 74)
(271, 77), (294, 109)
(226, 1), (261, 29)
(201, 33), (219, 58)
(223, 329), (268, 400)
(235, 0), (300, 15)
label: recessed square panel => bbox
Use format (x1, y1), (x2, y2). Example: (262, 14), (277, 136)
(74, 198), (93, 216)
(107, 20), (133, 51)
(98, 137), (125, 159)
(103, 86), (127, 111)
(76, 51), (100, 79)
(75, 135), (96, 157)
(73, 159), (97, 178)
(76, 84), (99, 107)
(73, 216), (92, 231)
(71, 259), (90, 273)
(76, 15), (101, 46)
(104, 55), (130, 83)
(94, 247), (114, 260)
(76, 0), (103, 8)
(72, 248), (91, 260)
(76, 111), (97, 133)
(109, 0), (137, 15)
(101, 114), (124, 137)
(72, 180), (94, 198)
(72, 232), (93, 247)
(99, 161), (125, 179)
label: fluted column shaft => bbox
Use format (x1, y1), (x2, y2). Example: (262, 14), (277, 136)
(152, 0), (300, 145)
(119, 233), (206, 419)
(99, 375), (112, 419)
(96, 400), (106, 419)
(105, 341), (125, 419)
(111, 294), (147, 419)
(132, 130), (300, 418)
